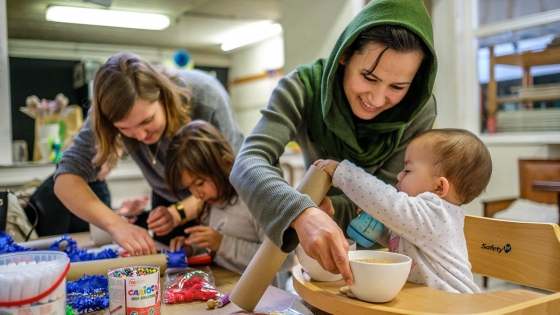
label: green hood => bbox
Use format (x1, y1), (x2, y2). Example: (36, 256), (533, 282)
(298, 0), (437, 169)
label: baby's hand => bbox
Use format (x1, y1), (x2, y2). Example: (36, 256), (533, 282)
(318, 196), (334, 218)
(314, 159), (340, 177)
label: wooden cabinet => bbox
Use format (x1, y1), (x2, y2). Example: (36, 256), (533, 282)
(487, 45), (560, 132)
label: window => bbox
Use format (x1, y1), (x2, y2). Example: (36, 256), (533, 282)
(476, 1), (560, 134)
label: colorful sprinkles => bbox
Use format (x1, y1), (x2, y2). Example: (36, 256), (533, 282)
(108, 267), (158, 278)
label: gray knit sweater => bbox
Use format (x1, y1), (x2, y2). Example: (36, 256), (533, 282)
(55, 69), (244, 203)
(230, 70), (436, 253)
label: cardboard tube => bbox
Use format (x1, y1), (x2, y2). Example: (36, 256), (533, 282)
(66, 254), (167, 281)
(229, 165), (332, 311)
(16, 237), (62, 249)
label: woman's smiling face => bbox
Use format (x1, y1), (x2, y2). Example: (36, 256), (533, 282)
(340, 43), (423, 121)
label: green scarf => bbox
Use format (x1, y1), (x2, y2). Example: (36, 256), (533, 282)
(298, 0), (437, 169)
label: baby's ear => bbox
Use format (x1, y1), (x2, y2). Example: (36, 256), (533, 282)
(434, 177), (450, 198)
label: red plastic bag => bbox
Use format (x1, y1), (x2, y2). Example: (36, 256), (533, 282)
(162, 266), (222, 304)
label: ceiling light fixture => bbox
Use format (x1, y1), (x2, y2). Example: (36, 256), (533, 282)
(221, 21), (282, 51)
(45, 6), (170, 30)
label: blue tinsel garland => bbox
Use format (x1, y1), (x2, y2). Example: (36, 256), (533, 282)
(0, 231), (118, 262)
(0, 231), (32, 253)
(166, 247), (189, 268)
(66, 275), (109, 314)
(66, 274), (108, 294)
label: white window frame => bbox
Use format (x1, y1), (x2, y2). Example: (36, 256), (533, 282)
(0, 0), (12, 165)
(432, 0), (560, 144)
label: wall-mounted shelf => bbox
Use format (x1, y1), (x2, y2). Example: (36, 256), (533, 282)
(496, 83), (560, 104)
(0, 159), (142, 188)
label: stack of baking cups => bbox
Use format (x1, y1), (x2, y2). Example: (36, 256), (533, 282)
(0, 251), (70, 315)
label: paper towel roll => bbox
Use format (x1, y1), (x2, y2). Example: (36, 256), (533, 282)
(229, 165), (332, 311)
(66, 254), (167, 281)
(89, 223), (114, 246)
(17, 237), (62, 249)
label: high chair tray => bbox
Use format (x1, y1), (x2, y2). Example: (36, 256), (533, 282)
(292, 264), (559, 315)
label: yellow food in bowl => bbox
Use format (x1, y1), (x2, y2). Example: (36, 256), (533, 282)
(354, 258), (392, 264)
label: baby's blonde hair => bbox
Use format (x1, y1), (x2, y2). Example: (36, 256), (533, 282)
(412, 128), (492, 204)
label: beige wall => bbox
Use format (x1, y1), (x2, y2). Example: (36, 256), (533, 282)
(464, 143), (560, 216)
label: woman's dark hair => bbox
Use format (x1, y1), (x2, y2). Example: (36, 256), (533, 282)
(343, 24), (430, 72)
(164, 120), (237, 222)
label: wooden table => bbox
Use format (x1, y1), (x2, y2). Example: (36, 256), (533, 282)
(163, 267), (306, 314)
(292, 265), (560, 314)
(60, 233), (324, 314)
(25, 233), (560, 314)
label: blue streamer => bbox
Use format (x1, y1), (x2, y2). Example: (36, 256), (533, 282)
(0, 232), (118, 261)
(166, 248), (189, 268)
(48, 234), (118, 262)
(68, 296), (109, 314)
(66, 274), (108, 295)
(0, 231), (35, 254)
(66, 275), (109, 314)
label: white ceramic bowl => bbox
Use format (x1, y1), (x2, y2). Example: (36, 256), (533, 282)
(348, 250), (412, 303)
(296, 239), (356, 281)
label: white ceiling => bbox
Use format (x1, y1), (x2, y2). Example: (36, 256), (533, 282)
(6, 0), (281, 54)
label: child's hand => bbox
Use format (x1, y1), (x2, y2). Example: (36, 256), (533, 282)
(169, 236), (187, 252)
(147, 206), (175, 236)
(183, 226), (223, 252)
(318, 196), (334, 218)
(116, 195), (150, 223)
(169, 236), (193, 256)
(314, 159), (340, 177)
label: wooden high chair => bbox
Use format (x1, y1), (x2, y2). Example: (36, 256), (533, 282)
(292, 214), (560, 314)
(464, 214), (560, 312)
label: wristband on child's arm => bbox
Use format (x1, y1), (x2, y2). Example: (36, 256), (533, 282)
(174, 203), (188, 225)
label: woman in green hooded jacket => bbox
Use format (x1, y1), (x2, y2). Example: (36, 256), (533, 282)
(230, 0), (437, 285)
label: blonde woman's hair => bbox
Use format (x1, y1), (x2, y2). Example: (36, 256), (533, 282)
(413, 128), (492, 204)
(91, 52), (192, 166)
(164, 120), (237, 222)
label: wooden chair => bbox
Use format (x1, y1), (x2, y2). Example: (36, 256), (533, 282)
(465, 214), (560, 294)
(483, 159), (560, 219)
(482, 159), (560, 288)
